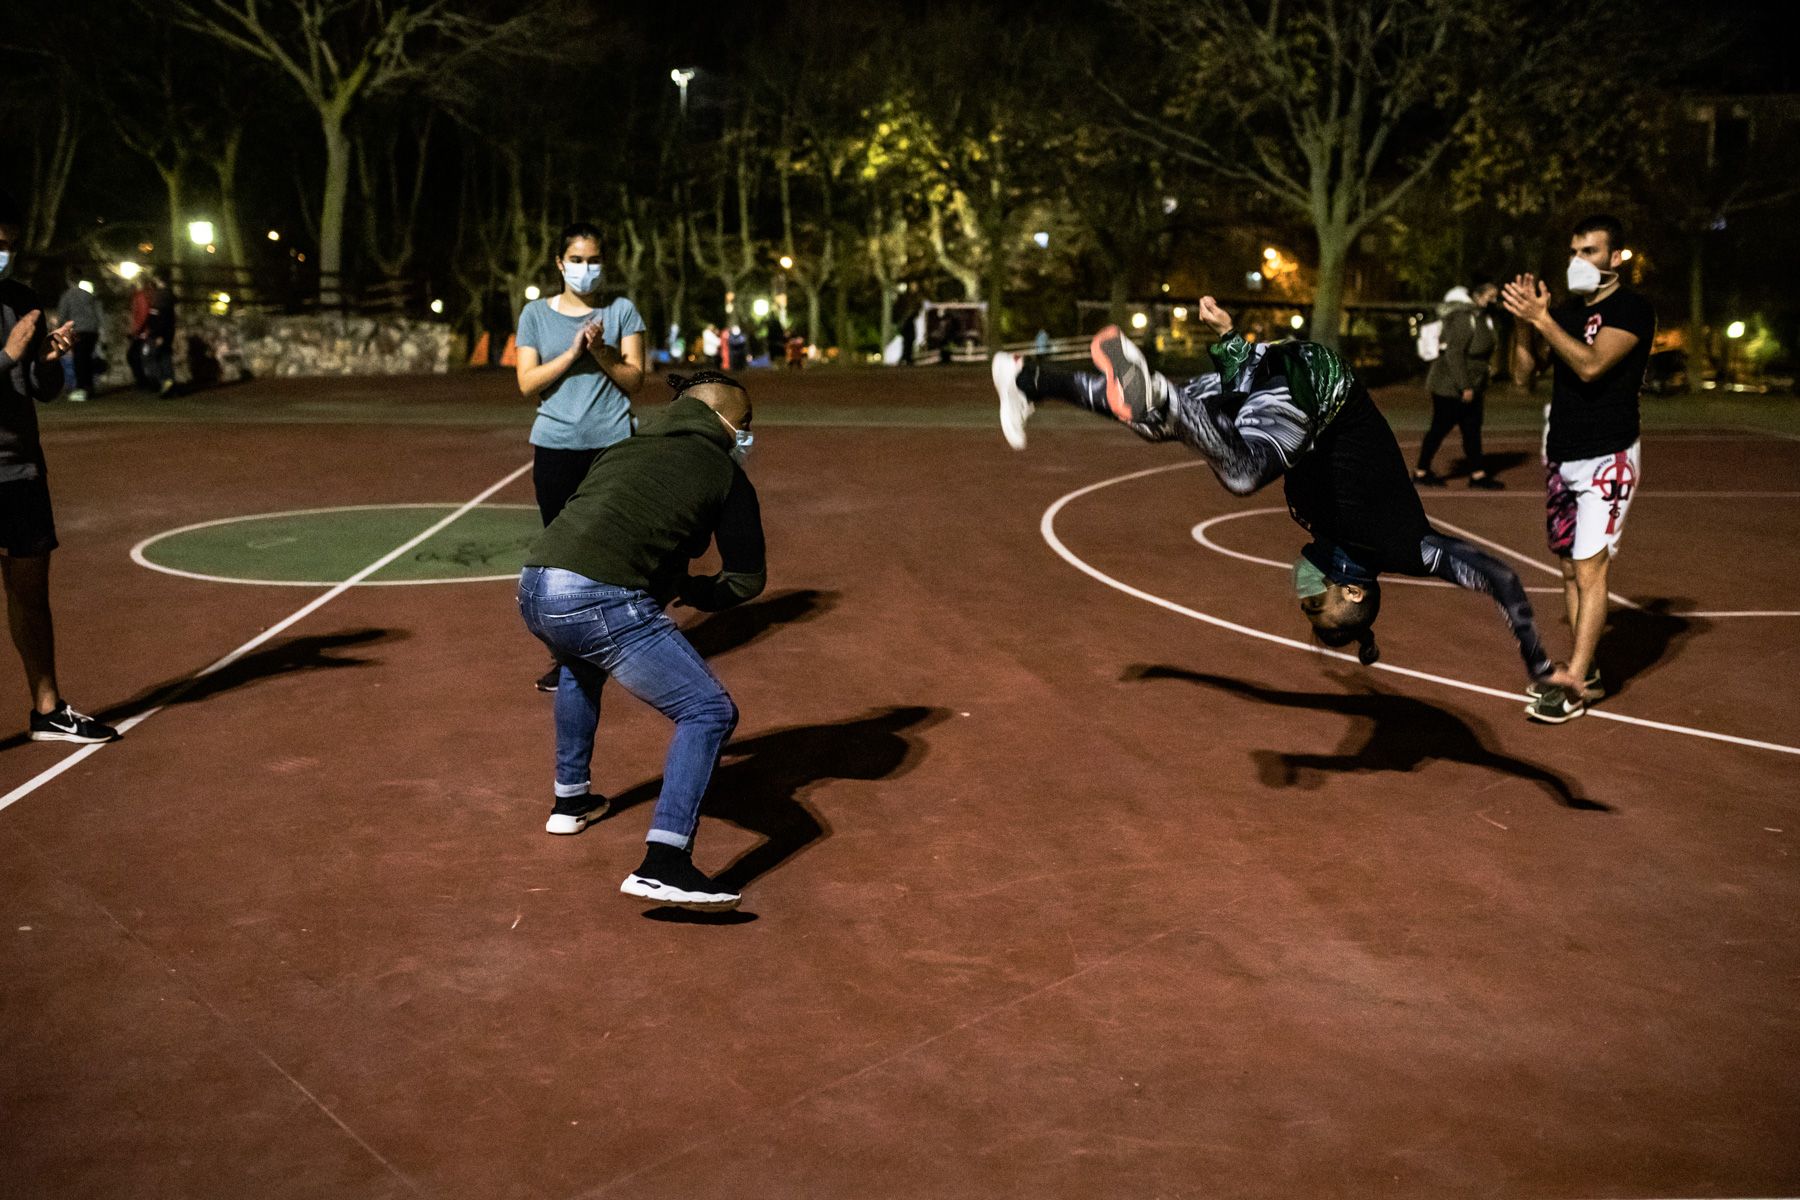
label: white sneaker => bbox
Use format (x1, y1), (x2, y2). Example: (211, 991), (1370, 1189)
(545, 794), (609, 835)
(67, 389), (89, 403)
(992, 352), (1033, 450)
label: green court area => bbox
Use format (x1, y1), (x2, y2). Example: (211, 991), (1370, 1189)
(133, 503), (542, 585)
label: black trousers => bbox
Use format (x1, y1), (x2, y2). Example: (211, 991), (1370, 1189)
(533, 445), (603, 526)
(1417, 391), (1486, 473)
(70, 333), (98, 393)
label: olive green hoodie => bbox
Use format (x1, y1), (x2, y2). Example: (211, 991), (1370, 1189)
(525, 395), (765, 610)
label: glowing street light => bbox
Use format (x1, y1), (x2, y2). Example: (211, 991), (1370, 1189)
(116, 261), (142, 281)
(1289, 313), (1305, 330)
(187, 220), (214, 246)
(1726, 320), (1746, 339)
(1032, 231), (1050, 249)
(1262, 246), (1279, 262)
(778, 255), (794, 270)
(524, 285), (541, 301)
(1130, 311), (1149, 331)
(1172, 306), (1188, 320)
(77, 280), (95, 294)
(267, 229), (281, 242)
(1620, 248), (1633, 261)
(751, 297), (772, 319)
(670, 67), (696, 115)
(429, 299), (445, 315)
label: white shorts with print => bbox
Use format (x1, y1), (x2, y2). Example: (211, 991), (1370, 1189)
(1545, 442), (1641, 560)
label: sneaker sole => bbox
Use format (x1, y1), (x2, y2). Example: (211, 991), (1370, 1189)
(992, 352), (1031, 450)
(1524, 679), (1603, 701)
(29, 729), (118, 744)
(1523, 701), (1587, 725)
(620, 874), (740, 911)
(545, 804), (609, 835)
(1089, 327), (1144, 422)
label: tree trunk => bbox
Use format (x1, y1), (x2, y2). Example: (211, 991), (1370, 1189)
(1310, 224), (1351, 350)
(1107, 272), (1129, 329)
(834, 280), (849, 358)
(319, 114), (352, 306)
(161, 164), (186, 286)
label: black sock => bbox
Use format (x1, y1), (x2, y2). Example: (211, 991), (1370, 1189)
(1019, 361), (1113, 417)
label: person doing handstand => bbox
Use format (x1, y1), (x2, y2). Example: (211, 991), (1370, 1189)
(993, 298), (1584, 698)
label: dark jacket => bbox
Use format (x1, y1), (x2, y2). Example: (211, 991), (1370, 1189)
(525, 395), (766, 609)
(1425, 294), (1498, 397)
(1, 279), (65, 482)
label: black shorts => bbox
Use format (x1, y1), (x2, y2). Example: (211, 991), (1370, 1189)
(0, 474), (59, 557)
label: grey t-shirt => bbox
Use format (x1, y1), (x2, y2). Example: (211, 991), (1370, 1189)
(516, 295), (646, 451)
(56, 285), (103, 335)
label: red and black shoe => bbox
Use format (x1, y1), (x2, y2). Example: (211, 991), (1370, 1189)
(1089, 325), (1154, 423)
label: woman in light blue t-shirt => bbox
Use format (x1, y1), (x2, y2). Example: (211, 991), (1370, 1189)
(515, 221), (648, 690)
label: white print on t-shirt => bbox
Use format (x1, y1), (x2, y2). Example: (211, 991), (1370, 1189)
(1583, 313), (1603, 345)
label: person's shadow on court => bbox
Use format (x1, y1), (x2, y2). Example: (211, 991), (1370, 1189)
(0, 629), (400, 754)
(680, 588), (837, 660)
(1123, 665), (1607, 812)
(1596, 598), (1701, 698)
(608, 705), (950, 922)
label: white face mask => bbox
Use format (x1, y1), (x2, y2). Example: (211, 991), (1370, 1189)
(0, 250), (12, 278)
(1566, 257), (1605, 295)
(718, 413), (754, 463)
(562, 262), (601, 293)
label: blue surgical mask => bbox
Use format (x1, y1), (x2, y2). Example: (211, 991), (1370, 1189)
(731, 429), (754, 463)
(0, 250), (12, 278)
(562, 262), (602, 293)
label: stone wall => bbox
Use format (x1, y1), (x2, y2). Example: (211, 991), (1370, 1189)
(87, 309), (457, 391)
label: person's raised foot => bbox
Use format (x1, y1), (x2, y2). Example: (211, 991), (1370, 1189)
(1413, 468), (1446, 487)
(992, 351), (1034, 450)
(535, 662), (562, 693)
(1469, 473), (1505, 490)
(1089, 325), (1153, 423)
(1524, 685), (1588, 724)
(545, 792), (609, 835)
(620, 843), (740, 911)
(28, 702), (120, 745)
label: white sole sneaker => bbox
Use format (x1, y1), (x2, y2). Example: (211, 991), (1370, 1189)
(620, 873), (741, 911)
(28, 728), (117, 745)
(992, 352), (1033, 450)
(1523, 697), (1588, 724)
(545, 800), (609, 835)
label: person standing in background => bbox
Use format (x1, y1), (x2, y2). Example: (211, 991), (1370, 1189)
(514, 221), (648, 692)
(145, 270), (177, 397)
(54, 272), (102, 403)
(1415, 279), (1503, 489)
(127, 272), (154, 391)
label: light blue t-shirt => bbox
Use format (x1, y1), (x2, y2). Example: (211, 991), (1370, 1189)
(516, 295), (647, 450)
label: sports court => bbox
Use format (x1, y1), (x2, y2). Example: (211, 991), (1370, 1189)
(4, 368), (1797, 1198)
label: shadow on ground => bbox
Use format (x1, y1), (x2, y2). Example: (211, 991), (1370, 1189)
(1124, 664), (1607, 812)
(680, 588), (838, 660)
(1596, 598), (1703, 698)
(1, 628), (400, 754)
(607, 705), (951, 916)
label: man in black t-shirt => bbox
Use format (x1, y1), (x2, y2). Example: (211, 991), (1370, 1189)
(1503, 213), (1655, 725)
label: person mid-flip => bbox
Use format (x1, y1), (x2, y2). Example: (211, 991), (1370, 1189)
(993, 297), (1583, 698)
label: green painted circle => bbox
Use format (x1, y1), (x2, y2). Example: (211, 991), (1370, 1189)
(137, 505), (543, 585)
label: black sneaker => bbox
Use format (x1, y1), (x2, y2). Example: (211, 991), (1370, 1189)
(29, 702), (119, 744)
(535, 663), (562, 693)
(620, 844), (740, 911)
(1469, 473), (1505, 490)
(1089, 325), (1154, 423)
(1413, 469), (1446, 487)
(545, 792), (609, 835)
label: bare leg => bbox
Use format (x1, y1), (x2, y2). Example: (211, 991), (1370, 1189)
(1559, 556), (1579, 632)
(2, 554), (61, 715)
(1566, 551), (1610, 686)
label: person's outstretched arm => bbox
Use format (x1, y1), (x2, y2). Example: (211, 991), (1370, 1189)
(1420, 531), (1580, 686)
(679, 469), (767, 611)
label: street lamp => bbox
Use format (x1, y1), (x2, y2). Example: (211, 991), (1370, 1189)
(778, 255), (794, 270)
(1130, 311), (1149, 331)
(187, 220), (214, 246)
(1726, 320), (1746, 339)
(670, 67), (696, 115)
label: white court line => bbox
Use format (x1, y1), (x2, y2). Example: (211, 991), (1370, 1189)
(1425, 515), (1640, 611)
(1192, 509), (1564, 596)
(131, 502), (538, 588)
(1041, 462), (1800, 758)
(1, 463), (534, 816)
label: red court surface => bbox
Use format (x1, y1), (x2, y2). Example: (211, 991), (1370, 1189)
(3, 370), (1798, 1199)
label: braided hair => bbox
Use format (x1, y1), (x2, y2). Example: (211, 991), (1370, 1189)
(667, 369), (745, 396)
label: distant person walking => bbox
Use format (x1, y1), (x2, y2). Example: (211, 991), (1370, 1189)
(145, 270), (176, 397)
(514, 221), (648, 692)
(54, 272), (102, 402)
(1415, 279), (1502, 488)
(127, 274), (153, 391)
(0, 192), (119, 744)
(1503, 214), (1654, 724)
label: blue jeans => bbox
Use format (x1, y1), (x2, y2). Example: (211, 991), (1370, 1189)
(517, 567), (738, 849)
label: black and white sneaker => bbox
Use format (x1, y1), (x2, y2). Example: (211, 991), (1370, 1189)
(620, 844), (740, 911)
(1089, 325), (1153, 423)
(545, 793), (609, 835)
(992, 351), (1034, 450)
(535, 662), (562, 693)
(28, 702), (119, 744)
